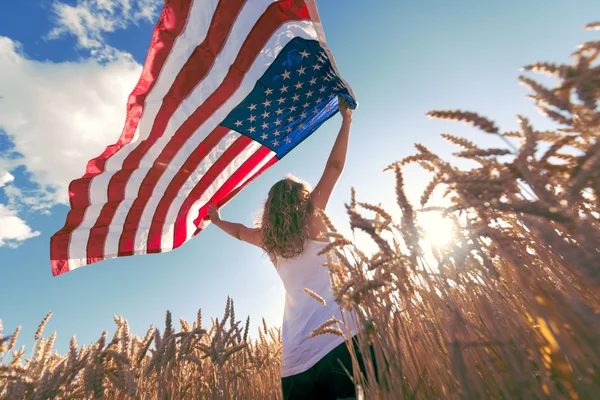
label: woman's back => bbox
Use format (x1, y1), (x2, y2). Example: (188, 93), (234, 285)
(274, 239), (357, 377)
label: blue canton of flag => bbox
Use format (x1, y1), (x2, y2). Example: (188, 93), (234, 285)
(221, 37), (355, 158)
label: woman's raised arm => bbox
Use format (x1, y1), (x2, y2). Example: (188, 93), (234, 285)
(310, 97), (353, 210)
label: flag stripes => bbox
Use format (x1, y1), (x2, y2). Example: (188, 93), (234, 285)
(51, 0), (351, 276)
(51, 0), (197, 274)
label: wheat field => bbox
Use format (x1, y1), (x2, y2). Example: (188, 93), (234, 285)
(2, 21), (600, 400)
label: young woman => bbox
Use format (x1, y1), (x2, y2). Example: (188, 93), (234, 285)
(208, 98), (369, 399)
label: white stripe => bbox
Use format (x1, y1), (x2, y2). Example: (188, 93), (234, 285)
(68, 0), (278, 264)
(159, 22), (317, 251)
(197, 150), (277, 232)
(185, 144), (271, 235)
(102, 198), (136, 259)
(231, 151), (276, 194)
(184, 142), (262, 235)
(67, 204), (104, 270)
(132, 129), (239, 252)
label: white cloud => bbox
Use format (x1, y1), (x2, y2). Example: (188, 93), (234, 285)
(48, 0), (161, 52)
(0, 204), (40, 248)
(0, 36), (142, 206)
(0, 170), (14, 188)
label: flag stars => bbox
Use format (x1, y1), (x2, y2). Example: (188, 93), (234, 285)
(224, 46), (353, 150)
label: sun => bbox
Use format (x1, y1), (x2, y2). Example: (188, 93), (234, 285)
(417, 211), (455, 248)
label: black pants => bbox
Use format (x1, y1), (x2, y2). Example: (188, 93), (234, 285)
(281, 337), (372, 399)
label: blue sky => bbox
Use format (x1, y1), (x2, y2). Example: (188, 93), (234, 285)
(0, 0), (597, 354)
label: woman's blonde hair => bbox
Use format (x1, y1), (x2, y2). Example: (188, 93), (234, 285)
(259, 176), (313, 260)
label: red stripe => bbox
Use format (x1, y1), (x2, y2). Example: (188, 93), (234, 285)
(172, 136), (253, 248)
(191, 151), (277, 238)
(116, 128), (230, 256)
(50, 0), (194, 276)
(144, 127), (231, 253)
(218, 153), (278, 207)
(116, 126), (230, 255)
(192, 147), (274, 228)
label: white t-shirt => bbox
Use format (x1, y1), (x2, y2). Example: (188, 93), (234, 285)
(274, 240), (358, 377)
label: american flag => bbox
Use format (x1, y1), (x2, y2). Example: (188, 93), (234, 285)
(50, 0), (356, 276)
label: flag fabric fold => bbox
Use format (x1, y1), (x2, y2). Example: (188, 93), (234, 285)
(50, 0), (356, 276)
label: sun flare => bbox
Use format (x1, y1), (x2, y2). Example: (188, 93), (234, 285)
(418, 212), (455, 247)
